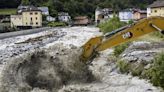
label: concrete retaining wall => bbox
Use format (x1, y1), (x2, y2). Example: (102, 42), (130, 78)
(0, 27), (52, 39)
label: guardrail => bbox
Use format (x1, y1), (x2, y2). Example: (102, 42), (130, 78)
(0, 27), (52, 39)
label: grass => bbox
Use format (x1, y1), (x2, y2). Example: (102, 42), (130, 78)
(0, 9), (17, 15)
(48, 22), (67, 27)
(114, 42), (130, 57)
(136, 32), (164, 42)
(117, 60), (130, 73)
(131, 63), (144, 76)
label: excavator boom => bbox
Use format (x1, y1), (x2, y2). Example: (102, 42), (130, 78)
(81, 16), (164, 63)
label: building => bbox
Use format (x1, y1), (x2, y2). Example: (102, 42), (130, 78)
(73, 16), (90, 26)
(10, 15), (23, 27)
(58, 12), (71, 23)
(22, 7), (42, 27)
(95, 8), (114, 24)
(11, 6), (42, 28)
(0, 9), (17, 23)
(147, 0), (164, 17)
(46, 16), (56, 22)
(133, 9), (147, 20)
(119, 9), (133, 22)
(38, 7), (56, 22)
(38, 7), (49, 15)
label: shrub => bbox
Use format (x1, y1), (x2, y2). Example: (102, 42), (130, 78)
(143, 53), (164, 89)
(117, 60), (130, 73)
(48, 22), (67, 27)
(151, 32), (164, 38)
(131, 63), (144, 76)
(150, 53), (164, 88)
(114, 43), (129, 57)
(98, 16), (127, 33)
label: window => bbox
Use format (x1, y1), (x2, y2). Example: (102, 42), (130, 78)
(36, 22), (38, 25)
(36, 17), (38, 20)
(31, 17), (33, 21)
(154, 10), (157, 13)
(30, 12), (33, 15)
(26, 22), (28, 25)
(35, 12), (38, 15)
(30, 22), (33, 25)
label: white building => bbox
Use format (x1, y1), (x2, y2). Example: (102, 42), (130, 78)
(119, 9), (133, 22)
(10, 15), (23, 27)
(46, 16), (56, 22)
(58, 12), (71, 22)
(95, 8), (114, 24)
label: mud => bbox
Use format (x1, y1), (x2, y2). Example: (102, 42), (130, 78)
(0, 44), (95, 92)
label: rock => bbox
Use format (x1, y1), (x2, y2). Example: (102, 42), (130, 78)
(144, 64), (152, 70)
(121, 41), (164, 64)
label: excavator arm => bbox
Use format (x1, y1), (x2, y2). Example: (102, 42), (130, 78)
(80, 16), (164, 63)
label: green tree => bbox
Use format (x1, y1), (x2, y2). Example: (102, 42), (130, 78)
(21, 0), (30, 5)
(0, 0), (156, 18)
(98, 16), (127, 33)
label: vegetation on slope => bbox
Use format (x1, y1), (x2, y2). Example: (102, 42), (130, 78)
(0, 9), (17, 15)
(98, 16), (126, 33)
(0, 0), (156, 17)
(116, 52), (164, 89)
(143, 53), (164, 89)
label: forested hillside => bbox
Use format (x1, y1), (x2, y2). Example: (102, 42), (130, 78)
(0, 0), (156, 17)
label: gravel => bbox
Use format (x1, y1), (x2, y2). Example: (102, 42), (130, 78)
(0, 27), (163, 92)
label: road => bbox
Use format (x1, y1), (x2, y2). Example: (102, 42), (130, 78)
(0, 27), (52, 39)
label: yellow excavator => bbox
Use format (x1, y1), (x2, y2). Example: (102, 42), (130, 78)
(80, 16), (164, 64)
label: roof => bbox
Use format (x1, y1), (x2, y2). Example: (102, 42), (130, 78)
(38, 7), (49, 12)
(74, 16), (88, 20)
(138, 10), (147, 13)
(17, 5), (29, 10)
(58, 12), (69, 16)
(21, 6), (41, 12)
(10, 15), (22, 18)
(96, 8), (113, 15)
(148, 0), (164, 8)
(103, 8), (113, 12)
(133, 9), (147, 14)
(120, 9), (133, 12)
(96, 8), (113, 12)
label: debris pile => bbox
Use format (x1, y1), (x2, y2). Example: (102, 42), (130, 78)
(0, 27), (163, 92)
(0, 44), (94, 92)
